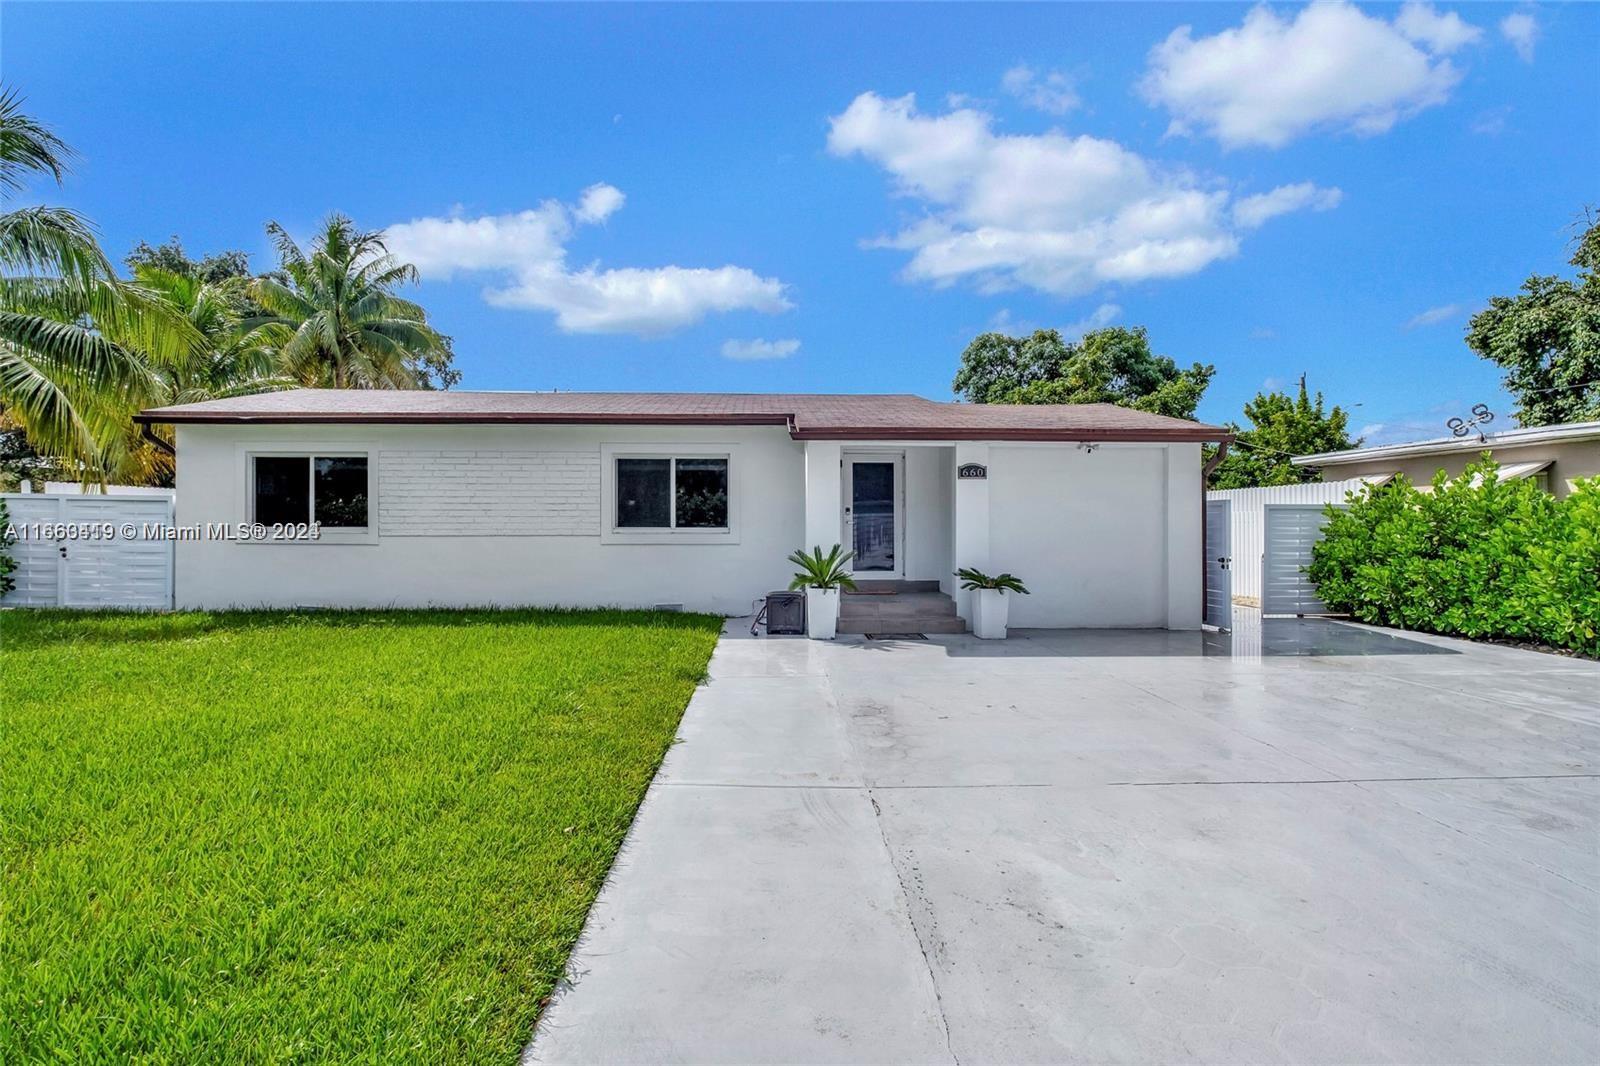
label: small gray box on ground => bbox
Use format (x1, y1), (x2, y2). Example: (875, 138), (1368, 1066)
(763, 591), (805, 634)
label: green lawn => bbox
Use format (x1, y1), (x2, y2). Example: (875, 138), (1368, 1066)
(0, 608), (723, 1064)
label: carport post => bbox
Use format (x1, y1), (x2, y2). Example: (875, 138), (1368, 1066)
(804, 442), (842, 552)
(952, 442), (991, 623)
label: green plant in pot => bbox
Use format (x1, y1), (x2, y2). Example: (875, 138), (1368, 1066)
(955, 567), (1029, 639)
(788, 543), (856, 639)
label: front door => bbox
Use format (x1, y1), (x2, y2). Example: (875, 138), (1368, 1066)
(843, 455), (903, 577)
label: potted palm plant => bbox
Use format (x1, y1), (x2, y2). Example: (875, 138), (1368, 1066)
(788, 544), (856, 639)
(955, 567), (1030, 639)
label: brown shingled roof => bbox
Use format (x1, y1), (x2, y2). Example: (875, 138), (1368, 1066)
(135, 389), (1230, 442)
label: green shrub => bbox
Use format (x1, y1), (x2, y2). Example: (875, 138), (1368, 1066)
(1309, 459), (1600, 656)
(0, 497), (16, 597)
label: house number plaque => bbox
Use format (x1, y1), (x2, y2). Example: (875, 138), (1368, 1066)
(957, 463), (988, 480)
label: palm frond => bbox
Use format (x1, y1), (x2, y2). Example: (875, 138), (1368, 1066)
(250, 277), (318, 321)
(0, 205), (113, 283)
(264, 221), (308, 274)
(3, 275), (203, 367)
(0, 307), (158, 398)
(0, 87), (75, 194)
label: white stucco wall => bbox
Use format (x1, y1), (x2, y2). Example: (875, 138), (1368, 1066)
(986, 443), (1203, 629)
(173, 423), (804, 613)
(172, 424), (1202, 627)
(904, 447), (953, 585)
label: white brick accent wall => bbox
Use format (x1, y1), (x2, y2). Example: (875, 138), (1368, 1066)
(378, 449), (601, 536)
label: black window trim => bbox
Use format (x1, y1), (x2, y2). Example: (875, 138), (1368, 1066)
(249, 452), (372, 531)
(612, 453), (730, 532)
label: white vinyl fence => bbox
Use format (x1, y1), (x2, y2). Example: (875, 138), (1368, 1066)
(1205, 478), (1380, 604)
(1, 494), (175, 609)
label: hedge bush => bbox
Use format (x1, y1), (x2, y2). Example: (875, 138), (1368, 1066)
(0, 497), (16, 597)
(1308, 459), (1600, 657)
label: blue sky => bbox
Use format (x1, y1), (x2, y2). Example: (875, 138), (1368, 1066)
(6, 2), (1596, 441)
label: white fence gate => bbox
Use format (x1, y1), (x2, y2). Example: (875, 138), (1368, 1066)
(1261, 503), (1345, 617)
(1205, 478), (1379, 603)
(1203, 498), (1231, 629)
(1, 494), (175, 609)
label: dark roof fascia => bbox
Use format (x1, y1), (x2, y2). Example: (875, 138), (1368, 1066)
(133, 409), (1232, 442)
(134, 411), (797, 428)
(791, 427), (1233, 443)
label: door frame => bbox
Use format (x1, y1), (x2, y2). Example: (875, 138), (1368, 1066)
(840, 450), (906, 579)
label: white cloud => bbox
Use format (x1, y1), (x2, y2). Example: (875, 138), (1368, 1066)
(1233, 182), (1345, 229)
(1250, 327), (1278, 341)
(1001, 64), (1080, 115)
(385, 204), (569, 280)
(1396, 2), (1483, 54)
(826, 91), (1338, 297)
(574, 182), (625, 223)
(1356, 404), (1462, 444)
(1141, 1), (1480, 148)
(721, 337), (801, 361)
(1471, 106), (1512, 135)
(385, 189), (791, 336)
(1500, 11), (1539, 62)
(1065, 302), (1121, 337)
(1404, 303), (1464, 329)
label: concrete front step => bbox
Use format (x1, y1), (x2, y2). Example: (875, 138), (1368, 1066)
(840, 591), (957, 619)
(838, 616), (968, 635)
(838, 587), (965, 634)
(848, 579), (940, 594)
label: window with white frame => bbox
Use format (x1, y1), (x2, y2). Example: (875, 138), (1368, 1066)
(251, 455), (370, 528)
(615, 456), (728, 530)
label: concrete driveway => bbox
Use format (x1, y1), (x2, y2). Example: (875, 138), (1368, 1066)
(527, 614), (1599, 1064)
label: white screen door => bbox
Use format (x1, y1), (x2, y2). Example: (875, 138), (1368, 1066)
(842, 454), (903, 577)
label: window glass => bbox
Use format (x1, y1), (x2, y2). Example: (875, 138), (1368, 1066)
(675, 458), (728, 528)
(617, 458), (671, 527)
(314, 457), (369, 527)
(254, 456), (309, 525)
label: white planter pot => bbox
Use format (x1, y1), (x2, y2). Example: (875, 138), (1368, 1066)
(972, 588), (1010, 639)
(805, 587), (840, 640)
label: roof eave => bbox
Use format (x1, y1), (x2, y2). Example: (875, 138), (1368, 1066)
(1294, 423), (1600, 465)
(134, 410), (1231, 443)
(792, 427), (1233, 443)
(134, 411), (797, 428)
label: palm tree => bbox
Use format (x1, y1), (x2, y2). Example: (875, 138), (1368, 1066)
(133, 267), (291, 404)
(0, 88), (196, 480)
(252, 216), (455, 390)
(119, 266), (295, 483)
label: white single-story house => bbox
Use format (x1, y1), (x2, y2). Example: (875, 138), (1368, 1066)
(1293, 418), (1600, 499)
(134, 390), (1232, 629)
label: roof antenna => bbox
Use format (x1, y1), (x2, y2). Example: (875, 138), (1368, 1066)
(1446, 403), (1495, 443)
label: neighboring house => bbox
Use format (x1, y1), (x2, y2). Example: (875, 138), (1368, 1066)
(1292, 419), (1600, 498)
(134, 390), (1230, 628)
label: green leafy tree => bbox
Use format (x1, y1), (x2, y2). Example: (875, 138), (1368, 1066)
(251, 216), (459, 390)
(0, 88), (197, 480)
(1466, 212), (1600, 426)
(1208, 375), (1359, 489)
(125, 238), (254, 285)
(953, 326), (1214, 419)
